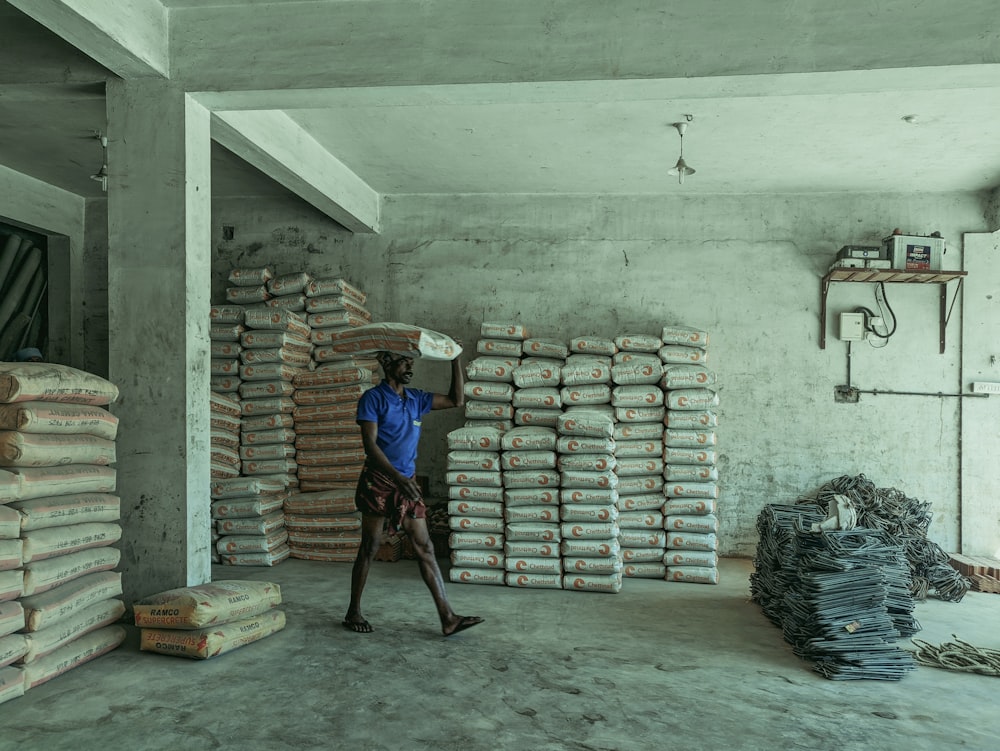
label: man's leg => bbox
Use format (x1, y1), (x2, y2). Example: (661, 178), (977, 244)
(343, 513), (385, 633)
(401, 514), (484, 636)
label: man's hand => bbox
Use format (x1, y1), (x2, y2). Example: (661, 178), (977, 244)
(397, 474), (423, 501)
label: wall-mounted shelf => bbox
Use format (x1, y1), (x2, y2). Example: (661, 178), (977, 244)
(820, 268), (967, 353)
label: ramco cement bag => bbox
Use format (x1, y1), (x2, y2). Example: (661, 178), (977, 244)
(133, 580), (282, 629)
(0, 364), (118, 406)
(140, 609), (285, 659)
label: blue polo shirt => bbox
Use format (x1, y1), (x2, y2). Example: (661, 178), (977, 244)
(356, 380), (434, 477)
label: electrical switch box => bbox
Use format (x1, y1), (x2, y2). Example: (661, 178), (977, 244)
(839, 312), (865, 341)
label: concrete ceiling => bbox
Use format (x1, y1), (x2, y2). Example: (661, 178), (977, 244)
(3, 0), (1000, 204)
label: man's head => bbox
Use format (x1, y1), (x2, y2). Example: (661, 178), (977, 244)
(376, 351), (414, 384)
(14, 348), (43, 363)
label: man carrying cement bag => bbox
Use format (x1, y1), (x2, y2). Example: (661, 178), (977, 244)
(344, 346), (484, 637)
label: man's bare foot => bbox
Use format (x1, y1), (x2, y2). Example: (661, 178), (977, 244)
(442, 614), (484, 637)
(342, 613), (373, 633)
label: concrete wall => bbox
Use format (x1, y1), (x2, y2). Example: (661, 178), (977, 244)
(212, 190), (998, 557)
(82, 197), (109, 377)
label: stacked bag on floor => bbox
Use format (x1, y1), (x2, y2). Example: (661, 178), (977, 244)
(135, 580), (284, 659)
(0, 363), (125, 703)
(283, 487), (362, 562)
(211, 477), (289, 566)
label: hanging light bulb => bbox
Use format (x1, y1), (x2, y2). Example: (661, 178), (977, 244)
(667, 118), (696, 185)
(89, 131), (109, 192)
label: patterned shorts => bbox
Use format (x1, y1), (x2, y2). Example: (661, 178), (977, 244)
(354, 463), (427, 535)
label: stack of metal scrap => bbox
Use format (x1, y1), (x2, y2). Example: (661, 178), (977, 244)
(752, 504), (919, 680)
(798, 474), (970, 602)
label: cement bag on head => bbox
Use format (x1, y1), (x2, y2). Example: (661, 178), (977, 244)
(464, 381), (514, 403)
(502, 450), (557, 471)
(616, 475), (664, 495)
(568, 337), (617, 357)
(660, 325), (709, 348)
(662, 368), (718, 390)
(501, 469), (560, 489)
(611, 361), (662, 385)
(664, 482), (719, 499)
(0, 432), (116, 468)
(13, 494), (119, 532)
(521, 339), (568, 359)
(503, 522), (561, 542)
(503, 488), (559, 507)
(448, 515), (503, 533)
(562, 573), (622, 593)
(504, 505), (558, 524)
(448, 499), (503, 518)
(447, 426), (503, 451)
(0, 364), (118, 406)
(612, 385), (663, 407)
(326, 322), (461, 361)
(616, 493), (664, 512)
(0, 402), (118, 440)
(513, 408), (561, 428)
(210, 304), (246, 323)
(614, 406), (665, 423)
(664, 409), (718, 429)
(614, 422), (662, 441)
(450, 549), (505, 571)
(450, 567), (506, 586)
(23, 625), (125, 688)
(477, 339), (523, 358)
(447, 451), (501, 472)
(466, 357), (517, 383)
(449, 532), (504, 550)
(511, 387), (561, 409)
(133, 580), (282, 629)
(448, 485), (504, 503)
(502, 426), (557, 451)
(505, 572), (562, 589)
(140, 610), (285, 660)
(561, 356), (612, 385)
(615, 439), (662, 458)
(658, 345), (709, 365)
(512, 361), (561, 388)
(557, 410), (614, 438)
(480, 322), (529, 340)
(666, 566), (719, 585)
(504, 540), (559, 558)
(624, 562), (667, 578)
(305, 277), (366, 304)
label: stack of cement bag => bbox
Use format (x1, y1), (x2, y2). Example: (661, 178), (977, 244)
(445, 426), (505, 585)
(209, 304), (246, 400)
(661, 325), (721, 585)
(210, 477), (289, 566)
(610, 334), (669, 578)
(0, 233), (47, 362)
(0, 363), (125, 702)
(283, 487), (362, 562)
(135, 580), (284, 660)
(210, 392), (242, 481)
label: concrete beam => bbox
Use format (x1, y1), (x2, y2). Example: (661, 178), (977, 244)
(211, 110), (380, 234)
(9, 0), (168, 79)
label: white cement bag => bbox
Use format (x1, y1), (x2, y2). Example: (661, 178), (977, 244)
(240, 443), (296, 461)
(0, 569), (22, 601)
(211, 358), (240, 377)
(450, 550), (504, 569)
(560, 504), (618, 523)
(610, 361), (663, 385)
(624, 562), (667, 578)
(662, 368), (718, 390)
(615, 440), (663, 458)
(513, 408), (561, 428)
(611, 385), (664, 408)
(267, 271), (312, 296)
(133, 579), (282, 629)
(614, 406), (665, 423)
(480, 322), (528, 340)
(502, 426), (557, 451)
(560, 469), (617, 489)
(561, 521), (619, 540)
(665, 482), (720, 499)
(21, 571), (122, 631)
(501, 469), (560, 489)
(0, 665), (23, 705)
(140, 610), (285, 660)
(0, 402), (118, 440)
(211, 391), (242, 416)
(618, 529), (667, 548)
(23, 625), (125, 688)
(240, 427), (296, 446)
(521, 339), (568, 359)
(615, 457), (664, 477)
(614, 422), (663, 441)
(664, 550), (719, 567)
(511, 388), (561, 409)
(448, 532), (504, 550)
(449, 567), (506, 586)
(241, 330), (311, 350)
(466, 418), (514, 433)
(0, 600), (23, 638)
(613, 351), (662, 366)
(0, 364), (118, 406)
(21, 523), (121, 563)
(663, 498), (718, 516)
(666, 566), (719, 585)
(503, 488), (559, 507)
(445, 470), (503, 488)
(240, 363), (303, 382)
(503, 522), (561, 542)
(464, 382), (514, 403)
(568, 337), (617, 357)
(557, 410), (614, 438)
(210, 324), (246, 342)
(561, 356), (612, 385)
(503, 540), (560, 558)
(22, 546), (120, 596)
(210, 304), (246, 322)
(240, 347), (311, 368)
(283, 516), (359, 533)
(615, 334), (662, 352)
(242, 308), (310, 339)
(563, 556), (622, 575)
(558, 454), (616, 473)
(211, 341), (243, 358)
(447, 426), (503, 451)
(327, 322), (461, 361)
(512, 362), (561, 388)
(504, 506), (558, 524)
(477, 339), (523, 358)
(660, 325), (709, 348)
(664, 429), (717, 448)
(560, 538), (620, 558)
(665, 514), (720, 534)
(448, 500), (503, 518)
(616, 476), (664, 495)
(267, 293), (308, 312)
(665, 531), (718, 551)
(305, 277), (366, 304)
(562, 573), (622, 593)
(621, 547), (665, 563)
(293, 365), (371, 389)
(241, 396), (296, 416)
(0, 432), (116, 468)
(242, 458), (297, 477)
(216, 531), (289, 555)
(505, 556), (562, 575)
(658, 345), (709, 365)
(466, 357), (517, 383)
(221, 544), (291, 567)
(448, 516), (504, 533)
(618, 511), (664, 530)
(663, 465), (719, 483)
(216, 511), (285, 536)
(229, 266), (274, 286)
(464, 401), (514, 421)
(448, 485), (504, 502)
(447, 451), (501, 472)
(663, 447), (717, 466)
(560, 384), (611, 407)
(505, 572), (562, 589)
(560, 488), (618, 505)
(556, 436), (615, 454)
(11, 493), (119, 531)
(211, 496), (285, 519)
(20, 598), (124, 664)
(211, 477), (286, 500)
(0, 507), (18, 539)
(502, 450), (557, 471)
(0, 539), (20, 570)
(617, 493), (664, 512)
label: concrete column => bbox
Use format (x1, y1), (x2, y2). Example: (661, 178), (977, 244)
(106, 79), (212, 603)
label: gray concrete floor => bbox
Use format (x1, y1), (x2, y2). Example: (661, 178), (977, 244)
(2, 557), (999, 751)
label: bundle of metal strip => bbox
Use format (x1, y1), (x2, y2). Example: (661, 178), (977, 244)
(797, 474), (970, 602)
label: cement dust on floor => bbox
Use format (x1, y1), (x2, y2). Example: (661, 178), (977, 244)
(3, 558), (999, 751)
